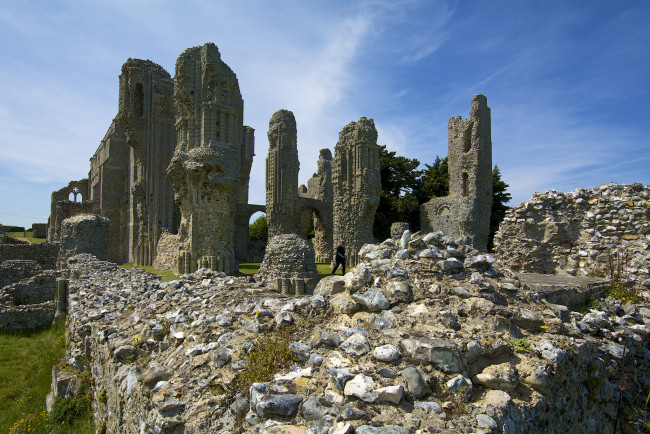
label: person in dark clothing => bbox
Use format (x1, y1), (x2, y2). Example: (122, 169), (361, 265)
(332, 241), (346, 275)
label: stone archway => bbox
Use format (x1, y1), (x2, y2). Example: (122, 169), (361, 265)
(297, 199), (332, 263)
(235, 204), (266, 262)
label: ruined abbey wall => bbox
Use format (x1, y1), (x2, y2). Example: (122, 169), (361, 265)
(266, 110), (300, 237)
(119, 59), (178, 266)
(332, 117), (381, 266)
(165, 43), (255, 275)
(88, 59), (178, 265)
(299, 149), (334, 262)
(263, 112), (379, 266)
(51, 44), (263, 273)
(421, 94), (492, 251)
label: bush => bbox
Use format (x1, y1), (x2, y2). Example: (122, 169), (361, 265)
(49, 392), (92, 426)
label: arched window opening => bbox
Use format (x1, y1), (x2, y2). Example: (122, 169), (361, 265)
(134, 83), (144, 118)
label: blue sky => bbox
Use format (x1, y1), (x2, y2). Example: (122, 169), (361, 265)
(1, 0), (649, 229)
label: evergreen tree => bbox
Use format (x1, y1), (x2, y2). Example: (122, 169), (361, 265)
(488, 165), (511, 251)
(373, 145), (423, 240)
(419, 156), (449, 202)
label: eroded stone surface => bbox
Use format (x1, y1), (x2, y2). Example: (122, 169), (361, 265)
(51, 227), (650, 433)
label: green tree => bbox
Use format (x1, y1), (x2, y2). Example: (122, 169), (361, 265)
(419, 155), (449, 202)
(488, 165), (511, 251)
(373, 145), (423, 240)
(249, 215), (268, 241)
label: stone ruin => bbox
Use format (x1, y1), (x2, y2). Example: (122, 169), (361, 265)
(27, 42), (650, 434)
(495, 182), (650, 283)
(48, 215), (650, 432)
(47, 43), (265, 275)
(420, 94), (492, 252)
(264, 110), (380, 266)
(0, 243), (60, 331)
(46, 43), (495, 280)
(332, 117), (381, 265)
(57, 214), (110, 269)
(162, 43), (256, 275)
(257, 233), (319, 294)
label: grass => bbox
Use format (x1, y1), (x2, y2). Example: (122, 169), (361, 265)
(118, 261), (346, 283)
(119, 263), (180, 282)
(6, 230), (46, 243)
(238, 262), (347, 280)
(0, 322), (94, 433)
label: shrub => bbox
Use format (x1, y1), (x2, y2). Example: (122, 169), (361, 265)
(232, 326), (296, 393)
(508, 337), (532, 353)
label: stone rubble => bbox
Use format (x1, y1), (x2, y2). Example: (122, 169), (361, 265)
(495, 182), (650, 286)
(53, 222), (650, 432)
(0, 247), (61, 331)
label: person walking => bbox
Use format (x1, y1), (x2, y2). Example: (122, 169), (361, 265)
(332, 241), (346, 275)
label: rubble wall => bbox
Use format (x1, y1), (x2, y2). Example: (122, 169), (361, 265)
(58, 214), (110, 269)
(0, 243), (60, 270)
(53, 224), (650, 432)
(494, 182), (650, 283)
(0, 259), (58, 331)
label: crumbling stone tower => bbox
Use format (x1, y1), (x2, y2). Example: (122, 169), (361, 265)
(420, 94), (492, 251)
(332, 117), (381, 266)
(266, 110), (300, 237)
(117, 59), (177, 266)
(167, 43), (254, 274)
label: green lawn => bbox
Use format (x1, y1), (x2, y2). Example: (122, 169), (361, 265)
(6, 231), (46, 243)
(0, 323), (94, 433)
(239, 262), (344, 280)
(120, 262), (343, 282)
(118, 263), (180, 282)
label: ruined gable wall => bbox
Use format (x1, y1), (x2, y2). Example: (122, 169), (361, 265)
(421, 94), (492, 251)
(495, 183), (650, 281)
(47, 179), (89, 242)
(332, 117), (380, 266)
(166, 43), (245, 274)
